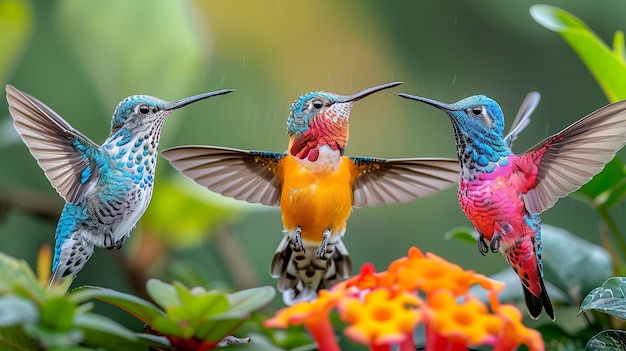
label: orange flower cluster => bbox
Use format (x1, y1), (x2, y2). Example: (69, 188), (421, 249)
(265, 247), (544, 351)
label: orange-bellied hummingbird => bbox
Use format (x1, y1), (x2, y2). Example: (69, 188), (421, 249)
(161, 82), (461, 304)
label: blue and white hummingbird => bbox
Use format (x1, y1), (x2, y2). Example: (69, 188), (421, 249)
(6, 85), (234, 285)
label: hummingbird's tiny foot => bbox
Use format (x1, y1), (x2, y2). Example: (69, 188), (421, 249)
(477, 235), (489, 256)
(291, 226), (304, 252)
(316, 230), (331, 258)
(490, 234), (501, 253)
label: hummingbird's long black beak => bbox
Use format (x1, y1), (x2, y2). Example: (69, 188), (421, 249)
(397, 93), (453, 111)
(165, 89), (235, 110)
(338, 82), (403, 103)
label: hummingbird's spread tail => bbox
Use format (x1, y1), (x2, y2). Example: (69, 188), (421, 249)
(270, 235), (352, 305)
(522, 277), (554, 321)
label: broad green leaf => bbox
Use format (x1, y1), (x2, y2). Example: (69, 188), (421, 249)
(227, 286), (276, 314)
(73, 313), (160, 350)
(443, 226), (478, 246)
(135, 333), (171, 349)
(151, 314), (188, 338)
(0, 252), (45, 299)
(540, 225), (612, 304)
(180, 292), (228, 320)
(221, 333), (291, 351)
(146, 279), (181, 310)
(0, 0), (34, 84)
(173, 281), (198, 305)
(24, 324), (83, 349)
(580, 277), (626, 319)
(586, 330), (626, 351)
(73, 286), (165, 325)
(0, 326), (40, 351)
(57, 0), (210, 107)
(196, 317), (245, 343)
(0, 296), (38, 326)
(39, 297), (75, 331)
(531, 5), (626, 102)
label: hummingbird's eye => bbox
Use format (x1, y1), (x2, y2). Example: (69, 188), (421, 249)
(311, 100), (324, 109)
(138, 105), (150, 114)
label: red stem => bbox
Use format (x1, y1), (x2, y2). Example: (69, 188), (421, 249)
(369, 343), (392, 351)
(305, 318), (341, 351)
(398, 332), (415, 351)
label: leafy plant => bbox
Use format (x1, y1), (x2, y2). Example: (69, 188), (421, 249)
(529, 4), (626, 349)
(0, 250), (169, 350)
(0, 247), (277, 350)
(74, 280), (276, 350)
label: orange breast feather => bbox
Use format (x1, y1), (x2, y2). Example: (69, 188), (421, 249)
(278, 155), (356, 243)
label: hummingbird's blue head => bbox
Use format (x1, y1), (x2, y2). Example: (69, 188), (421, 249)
(110, 89), (234, 136)
(398, 93), (511, 172)
(111, 95), (167, 134)
(445, 95), (506, 137)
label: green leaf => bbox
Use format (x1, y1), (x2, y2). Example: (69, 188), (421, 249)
(531, 5), (626, 102)
(40, 297), (75, 331)
(150, 314), (184, 338)
(0, 0), (34, 84)
(580, 277), (626, 319)
(73, 313), (155, 350)
(0, 252), (46, 300)
(227, 286), (276, 314)
(541, 224), (612, 305)
(0, 326), (40, 351)
(146, 279), (181, 310)
(24, 324), (83, 349)
(443, 226), (478, 246)
(73, 286), (165, 325)
(222, 333), (291, 351)
(0, 296), (38, 326)
(196, 317), (245, 343)
(135, 333), (171, 349)
(586, 330), (626, 351)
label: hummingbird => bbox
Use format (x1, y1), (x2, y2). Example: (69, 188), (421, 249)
(398, 91), (626, 320)
(6, 85), (234, 285)
(161, 82), (462, 304)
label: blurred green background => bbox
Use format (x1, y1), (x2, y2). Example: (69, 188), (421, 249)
(1, 0), (625, 332)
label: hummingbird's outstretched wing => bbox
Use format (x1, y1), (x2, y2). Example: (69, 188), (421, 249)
(161, 146), (284, 207)
(505, 91), (541, 148)
(348, 157), (460, 207)
(6, 85), (101, 204)
(520, 100), (626, 214)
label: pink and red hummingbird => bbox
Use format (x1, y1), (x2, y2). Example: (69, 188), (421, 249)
(398, 91), (626, 320)
(161, 82), (462, 304)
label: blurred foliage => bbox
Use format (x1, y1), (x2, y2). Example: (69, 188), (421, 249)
(0, 251), (170, 350)
(0, 249), (276, 350)
(0, 0), (33, 84)
(2, 1), (626, 351)
(57, 0), (211, 107)
(75, 281), (275, 350)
